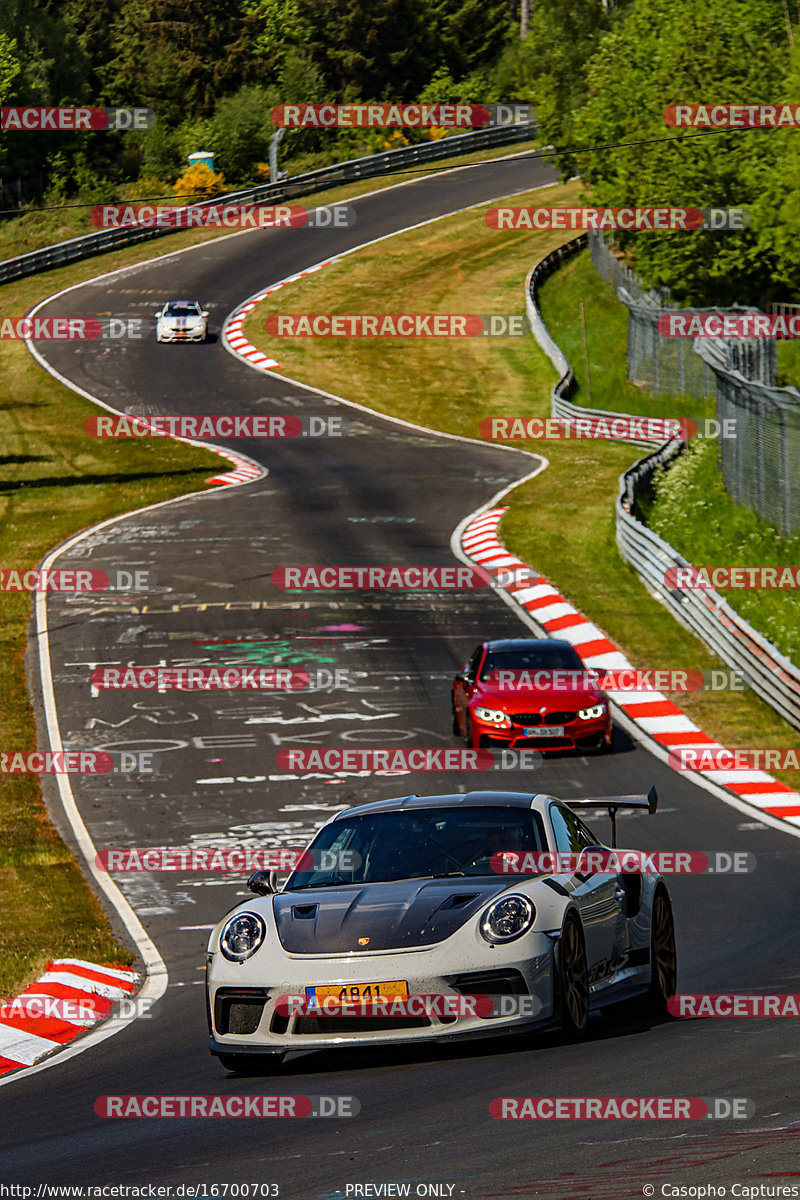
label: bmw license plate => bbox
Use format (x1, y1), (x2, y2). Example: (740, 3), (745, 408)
(305, 980), (407, 1008)
(524, 726), (564, 737)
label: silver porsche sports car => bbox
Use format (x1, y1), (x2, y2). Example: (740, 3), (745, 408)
(206, 787), (677, 1072)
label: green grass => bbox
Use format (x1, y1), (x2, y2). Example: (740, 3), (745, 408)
(538, 251), (716, 424)
(776, 337), (800, 388)
(241, 179), (800, 787)
(642, 440), (800, 663)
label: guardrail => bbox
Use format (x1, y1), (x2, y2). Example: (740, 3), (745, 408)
(525, 233), (800, 732)
(617, 448), (800, 731)
(0, 121), (537, 285)
(525, 234), (666, 449)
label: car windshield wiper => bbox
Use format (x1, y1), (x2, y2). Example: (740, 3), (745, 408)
(430, 871), (468, 878)
(283, 879), (358, 891)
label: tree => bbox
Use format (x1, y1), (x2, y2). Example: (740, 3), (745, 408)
(750, 36), (800, 297)
(241, 0), (309, 74)
(106, 0), (263, 124)
(525, 0), (620, 166)
(295, 0), (437, 100)
(428, 0), (512, 85)
(572, 0), (789, 304)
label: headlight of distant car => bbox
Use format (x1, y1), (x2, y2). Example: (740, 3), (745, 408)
(474, 706), (511, 727)
(480, 895), (535, 944)
(578, 703), (607, 720)
(220, 912), (266, 961)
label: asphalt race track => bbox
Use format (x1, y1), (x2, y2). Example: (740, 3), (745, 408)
(2, 153), (799, 1196)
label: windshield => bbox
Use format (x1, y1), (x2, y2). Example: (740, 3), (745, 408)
(479, 644), (584, 681)
(165, 302), (201, 317)
(284, 805), (548, 889)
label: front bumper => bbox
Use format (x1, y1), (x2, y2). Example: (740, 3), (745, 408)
(157, 325), (206, 342)
(472, 713), (611, 752)
(207, 937), (555, 1055)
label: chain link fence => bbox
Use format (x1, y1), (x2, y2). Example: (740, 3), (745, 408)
(694, 337), (800, 534)
(589, 231), (720, 397)
(589, 230), (800, 534)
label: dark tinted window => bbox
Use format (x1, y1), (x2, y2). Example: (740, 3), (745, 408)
(549, 804), (599, 853)
(467, 646), (484, 677)
(165, 302), (200, 316)
(285, 805), (547, 888)
(479, 644), (583, 680)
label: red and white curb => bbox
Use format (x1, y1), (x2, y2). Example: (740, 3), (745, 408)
(206, 448), (264, 486)
(461, 508), (800, 828)
(222, 260), (336, 374)
(0, 959), (137, 1077)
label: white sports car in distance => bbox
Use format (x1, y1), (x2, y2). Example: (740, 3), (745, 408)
(206, 787), (677, 1073)
(155, 300), (208, 342)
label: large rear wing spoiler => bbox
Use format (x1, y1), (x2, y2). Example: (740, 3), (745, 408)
(564, 785), (658, 847)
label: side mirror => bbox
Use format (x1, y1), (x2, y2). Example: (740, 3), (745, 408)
(455, 669), (473, 684)
(201, 310), (210, 319)
(247, 869), (277, 895)
(154, 311), (162, 318)
(575, 846), (608, 880)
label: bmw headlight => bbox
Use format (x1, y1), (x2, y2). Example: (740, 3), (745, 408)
(578, 703), (606, 721)
(220, 912), (266, 962)
(474, 706), (511, 727)
(480, 895), (535, 944)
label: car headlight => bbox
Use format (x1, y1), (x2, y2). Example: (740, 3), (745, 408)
(480, 894), (535, 944)
(474, 706), (511, 727)
(220, 912), (266, 962)
(578, 703), (606, 720)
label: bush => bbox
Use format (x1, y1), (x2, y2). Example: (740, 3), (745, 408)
(173, 162), (228, 204)
(202, 84), (280, 182)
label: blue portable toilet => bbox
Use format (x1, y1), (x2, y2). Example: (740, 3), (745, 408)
(188, 150), (215, 171)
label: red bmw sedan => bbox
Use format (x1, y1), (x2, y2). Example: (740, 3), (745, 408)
(452, 638), (612, 753)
